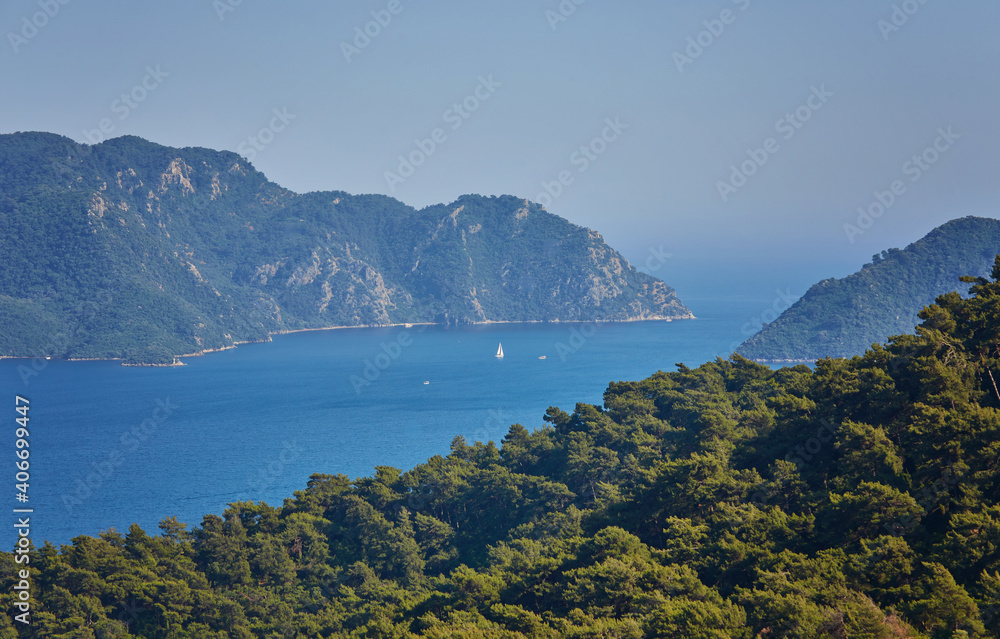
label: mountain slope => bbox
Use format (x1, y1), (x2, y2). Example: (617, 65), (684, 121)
(736, 216), (1000, 360)
(0, 132), (691, 363)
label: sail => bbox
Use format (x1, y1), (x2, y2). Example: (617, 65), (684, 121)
(496, 342), (504, 358)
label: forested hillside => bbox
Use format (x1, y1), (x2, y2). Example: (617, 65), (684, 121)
(3, 263), (1000, 636)
(737, 216), (1000, 361)
(0, 132), (690, 365)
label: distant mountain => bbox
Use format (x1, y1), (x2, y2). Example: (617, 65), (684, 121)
(0, 132), (691, 364)
(737, 216), (1000, 361)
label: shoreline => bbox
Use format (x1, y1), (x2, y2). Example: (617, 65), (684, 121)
(0, 315), (696, 367)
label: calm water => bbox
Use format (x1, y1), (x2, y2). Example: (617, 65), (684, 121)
(1, 297), (790, 547)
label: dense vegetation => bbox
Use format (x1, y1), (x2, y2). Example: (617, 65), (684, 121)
(5, 263), (1000, 637)
(0, 132), (690, 365)
(737, 216), (1000, 361)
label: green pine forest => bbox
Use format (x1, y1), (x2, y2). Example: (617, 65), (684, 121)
(5, 263), (1000, 637)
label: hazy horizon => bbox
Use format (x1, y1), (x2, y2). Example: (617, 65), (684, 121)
(3, 0), (997, 302)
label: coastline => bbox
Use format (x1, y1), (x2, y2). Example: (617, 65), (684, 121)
(0, 314), (697, 367)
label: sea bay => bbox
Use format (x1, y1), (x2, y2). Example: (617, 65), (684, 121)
(2, 296), (791, 548)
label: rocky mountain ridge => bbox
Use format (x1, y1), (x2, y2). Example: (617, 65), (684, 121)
(0, 132), (691, 364)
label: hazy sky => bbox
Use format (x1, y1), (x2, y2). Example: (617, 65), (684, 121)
(2, 0), (998, 301)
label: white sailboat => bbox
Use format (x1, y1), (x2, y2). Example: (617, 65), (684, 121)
(495, 342), (504, 358)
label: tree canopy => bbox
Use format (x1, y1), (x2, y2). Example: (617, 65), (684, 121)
(4, 261), (1000, 636)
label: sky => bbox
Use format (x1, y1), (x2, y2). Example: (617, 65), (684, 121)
(2, 0), (998, 303)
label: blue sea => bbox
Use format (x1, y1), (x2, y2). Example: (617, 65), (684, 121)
(1, 297), (796, 548)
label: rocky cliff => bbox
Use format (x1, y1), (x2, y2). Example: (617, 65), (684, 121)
(0, 132), (692, 363)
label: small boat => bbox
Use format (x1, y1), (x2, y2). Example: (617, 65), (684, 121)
(538, 356), (546, 360)
(423, 381), (430, 385)
(495, 342), (504, 358)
